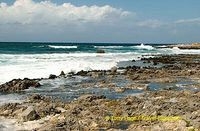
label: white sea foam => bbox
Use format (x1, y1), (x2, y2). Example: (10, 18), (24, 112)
(171, 47), (200, 54)
(156, 45), (167, 48)
(48, 45), (78, 49)
(156, 47), (200, 55)
(134, 43), (154, 50)
(1, 45), (200, 84)
(94, 46), (124, 48)
(0, 52), (142, 84)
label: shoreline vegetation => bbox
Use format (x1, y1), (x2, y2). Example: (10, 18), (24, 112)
(0, 44), (200, 130)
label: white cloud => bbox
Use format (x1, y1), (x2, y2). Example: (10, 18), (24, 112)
(136, 19), (163, 28)
(0, 0), (130, 25)
(175, 17), (200, 24)
(1, 0), (199, 42)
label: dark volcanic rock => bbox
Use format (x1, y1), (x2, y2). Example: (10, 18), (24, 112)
(76, 70), (88, 76)
(0, 78), (41, 92)
(59, 71), (65, 76)
(96, 49), (105, 53)
(49, 74), (57, 79)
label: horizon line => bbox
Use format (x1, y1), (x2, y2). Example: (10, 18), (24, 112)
(0, 41), (196, 45)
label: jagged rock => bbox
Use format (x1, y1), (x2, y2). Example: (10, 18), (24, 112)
(56, 107), (67, 113)
(20, 106), (40, 122)
(77, 95), (106, 102)
(162, 120), (187, 130)
(29, 94), (45, 102)
(0, 78), (40, 92)
(88, 72), (103, 78)
(76, 70), (88, 76)
(0, 89), (199, 130)
(0, 54), (199, 130)
(110, 66), (117, 74)
(173, 43), (200, 49)
(67, 71), (75, 76)
(0, 103), (20, 117)
(59, 71), (65, 76)
(49, 74), (57, 79)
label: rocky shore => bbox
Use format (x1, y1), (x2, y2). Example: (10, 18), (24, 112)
(0, 78), (41, 93)
(0, 91), (199, 131)
(168, 42), (200, 49)
(0, 54), (200, 130)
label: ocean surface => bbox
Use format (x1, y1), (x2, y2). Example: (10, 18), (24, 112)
(0, 42), (200, 106)
(0, 42), (200, 84)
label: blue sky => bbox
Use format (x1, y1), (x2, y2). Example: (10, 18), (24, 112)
(0, 0), (200, 43)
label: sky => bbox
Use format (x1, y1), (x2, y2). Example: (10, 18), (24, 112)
(0, 0), (200, 43)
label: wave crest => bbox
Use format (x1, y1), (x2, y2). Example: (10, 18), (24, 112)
(94, 46), (124, 49)
(134, 43), (154, 50)
(48, 45), (78, 49)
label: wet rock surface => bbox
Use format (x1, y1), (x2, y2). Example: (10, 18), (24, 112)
(126, 54), (200, 79)
(61, 55), (200, 95)
(0, 90), (199, 130)
(0, 54), (200, 130)
(0, 78), (41, 92)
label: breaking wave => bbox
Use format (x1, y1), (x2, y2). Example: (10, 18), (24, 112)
(134, 43), (154, 50)
(48, 45), (78, 49)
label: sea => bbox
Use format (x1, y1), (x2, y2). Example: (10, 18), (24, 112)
(1, 42), (200, 84)
(0, 42), (200, 104)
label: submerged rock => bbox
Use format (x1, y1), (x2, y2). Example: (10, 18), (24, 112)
(126, 83), (148, 90)
(0, 78), (41, 92)
(96, 49), (105, 53)
(114, 88), (126, 93)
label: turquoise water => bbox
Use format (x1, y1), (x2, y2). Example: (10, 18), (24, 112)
(0, 42), (200, 104)
(0, 42), (161, 54)
(0, 42), (200, 84)
(0, 42), (162, 83)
